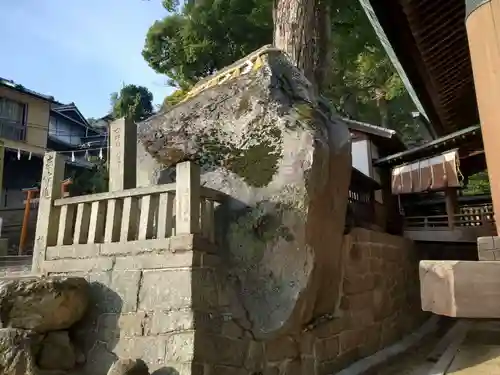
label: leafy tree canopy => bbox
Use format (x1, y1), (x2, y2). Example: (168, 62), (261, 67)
(68, 160), (109, 196)
(142, 0), (273, 87)
(463, 171), (491, 196)
(111, 84), (154, 122)
(143, 0), (423, 144)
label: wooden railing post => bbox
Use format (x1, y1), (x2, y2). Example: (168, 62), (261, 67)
(175, 162), (200, 234)
(445, 187), (458, 229)
(19, 188), (38, 255)
(32, 152), (65, 273)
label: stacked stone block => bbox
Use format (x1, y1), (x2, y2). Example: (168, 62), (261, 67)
(43, 234), (222, 375)
(39, 228), (424, 375)
(477, 236), (500, 260)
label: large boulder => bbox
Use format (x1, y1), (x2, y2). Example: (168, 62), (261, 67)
(38, 331), (76, 370)
(0, 328), (41, 375)
(0, 277), (89, 332)
(137, 46), (352, 338)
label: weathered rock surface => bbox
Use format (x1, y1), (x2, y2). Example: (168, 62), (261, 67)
(0, 328), (41, 375)
(137, 46), (352, 338)
(107, 358), (149, 375)
(0, 277), (89, 332)
(38, 331), (76, 370)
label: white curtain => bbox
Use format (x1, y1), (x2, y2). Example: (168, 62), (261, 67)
(0, 98), (24, 122)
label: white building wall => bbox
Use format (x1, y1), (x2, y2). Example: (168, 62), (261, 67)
(352, 140), (371, 177)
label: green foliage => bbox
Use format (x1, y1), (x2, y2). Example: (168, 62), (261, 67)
(142, 0), (273, 86)
(111, 84), (154, 122)
(463, 171), (491, 196)
(162, 88), (190, 110)
(68, 160), (109, 196)
(143, 0), (422, 144)
(161, 0), (180, 11)
(324, 1), (422, 144)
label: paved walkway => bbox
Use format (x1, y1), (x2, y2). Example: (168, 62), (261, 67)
(368, 320), (500, 375)
(447, 328), (500, 374)
(367, 323), (451, 375)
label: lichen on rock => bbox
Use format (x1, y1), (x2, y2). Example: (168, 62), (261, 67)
(137, 46), (352, 338)
(0, 277), (89, 333)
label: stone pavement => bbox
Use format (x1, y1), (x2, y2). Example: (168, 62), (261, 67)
(369, 319), (500, 375)
(447, 328), (500, 374)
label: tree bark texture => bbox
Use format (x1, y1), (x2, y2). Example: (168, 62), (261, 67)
(273, 0), (331, 93)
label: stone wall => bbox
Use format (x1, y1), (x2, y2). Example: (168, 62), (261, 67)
(39, 228), (425, 375)
(477, 236), (500, 260)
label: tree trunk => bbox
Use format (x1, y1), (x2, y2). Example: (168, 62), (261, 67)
(273, 0), (331, 93)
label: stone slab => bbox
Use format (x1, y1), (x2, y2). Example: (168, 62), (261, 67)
(139, 269), (218, 311)
(420, 260), (500, 318)
(42, 258), (114, 273)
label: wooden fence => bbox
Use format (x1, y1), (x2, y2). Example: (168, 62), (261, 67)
(34, 158), (224, 253)
(29, 118), (228, 274)
(347, 168), (385, 229)
(404, 203), (495, 230)
(53, 170), (222, 247)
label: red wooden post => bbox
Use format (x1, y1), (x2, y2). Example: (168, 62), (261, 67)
(19, 187), (39, 255)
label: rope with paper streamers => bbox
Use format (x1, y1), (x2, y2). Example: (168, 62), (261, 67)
(180, 45), (280, 103)
(4, 145), (109, 163)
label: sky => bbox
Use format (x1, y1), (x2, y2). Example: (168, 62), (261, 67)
(0, 0), (173, 119)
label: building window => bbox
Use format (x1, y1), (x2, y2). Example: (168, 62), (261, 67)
(49, 116), (83, 146)
(0, 97), (27, 141)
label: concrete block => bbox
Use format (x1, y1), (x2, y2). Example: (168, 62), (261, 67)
(478, 236), (495, 251)
(100, 235), (195, 256)
(42, 258), (114, 273)
(479, 249), (496, 261)
(114, 251), (200, 271)
(97, 312), (146, 342)
(113, 336), (167, 370)
(477, 236), (500, 260)
(139, 269), (218, 311)
(111, 270), (141, 313)
(164, 332), (195, 363)
(139, 270), (192, 311)
(420, 260), (500, 318)
(46, 244), (99, 260)
(146, 310), (194, 335)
